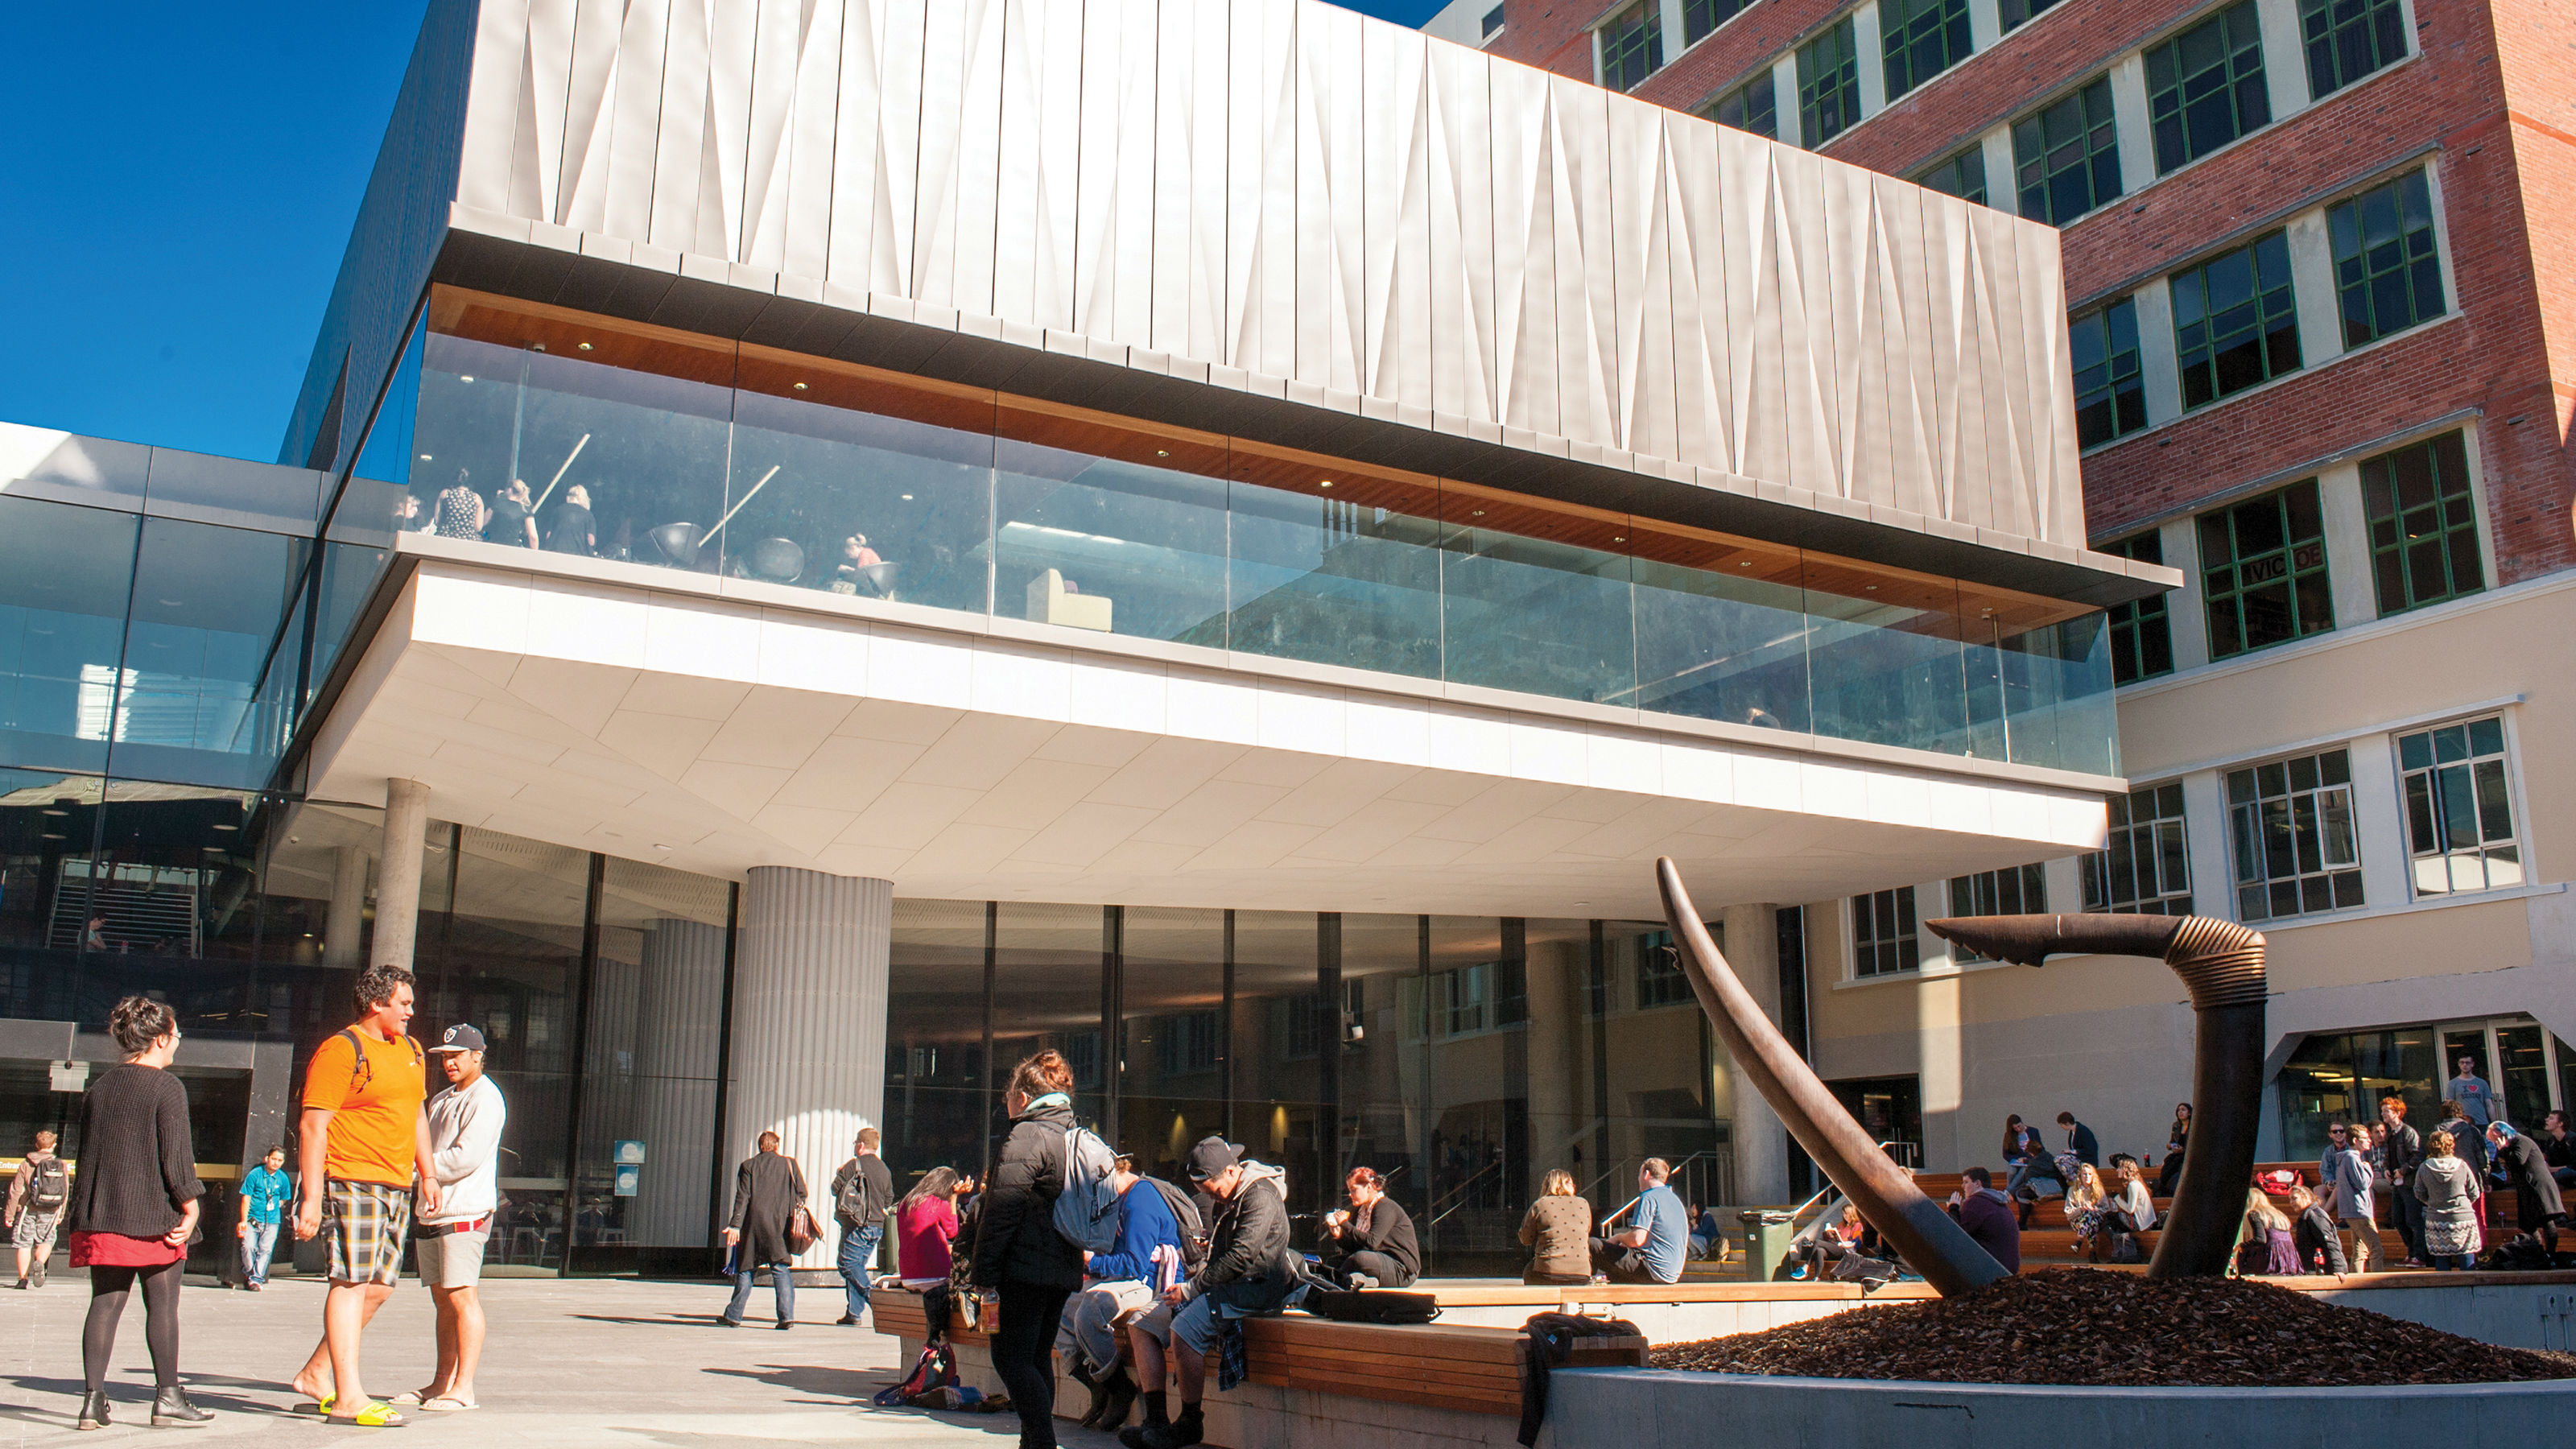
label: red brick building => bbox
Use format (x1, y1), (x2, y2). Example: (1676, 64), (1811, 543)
(1426, 0), (2576, 1181)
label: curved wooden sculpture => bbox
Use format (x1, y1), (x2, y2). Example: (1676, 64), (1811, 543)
(1922, 911), (2266, 1279)
(1655, 859), (2012, 1297)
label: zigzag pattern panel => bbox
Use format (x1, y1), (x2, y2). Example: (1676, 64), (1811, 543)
(452, 0), (2085, 550)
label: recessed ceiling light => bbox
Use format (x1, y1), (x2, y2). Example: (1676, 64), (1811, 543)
(460, 375), (474, 383)
(43, 832), (67, 841)
(530, 343), (546, 353)
(1472, 510), (1484, 517)
(1739, 560), (1752, 567)
(419, 453), (433, 461)
(653, 843), (675, 851)
(201, 844), (223, 851)
(41, 807), (68, 818)
(793, 382), (809, 390)
(1865, 584), (1878, 592)
(1156, 450), (1169, 457)
(900, 493), (914, 501)
(577, 341), (594, 351)
(1612, 536), (1624, 543)
(211, 823), (237, 832)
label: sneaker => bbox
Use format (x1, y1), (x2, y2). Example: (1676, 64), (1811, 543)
(31, 1260), (44, 1289)
(775, 1320), (794, 1330)
(1344, 1273), (1378, 1290)
(836, 1315), (861, 1326)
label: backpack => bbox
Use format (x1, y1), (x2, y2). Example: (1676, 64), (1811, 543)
(325, 1027), (423, 1096)
(1051, 1124), (1122, 1254)
(25, 1157), (68, 1214)
(1147, 1176), (1208, 1269)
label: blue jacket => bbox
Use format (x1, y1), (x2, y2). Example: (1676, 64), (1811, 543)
(1086, 1176), (1184, 1285)
(2065, 1122), (2100, 1167)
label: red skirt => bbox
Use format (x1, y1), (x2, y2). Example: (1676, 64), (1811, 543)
(68, 1230), (187, 1268)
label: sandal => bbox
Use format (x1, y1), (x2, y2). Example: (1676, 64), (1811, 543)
(324, 1402), (409, 1428)
(389, 1392), (425, 1406)
(419, 1397), (478, 1413)
(304, 1394), (336, 1418)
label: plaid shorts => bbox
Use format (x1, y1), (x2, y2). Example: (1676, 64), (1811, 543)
(10, 1210), (60, 1249)
(325, 1179), (413, 1286)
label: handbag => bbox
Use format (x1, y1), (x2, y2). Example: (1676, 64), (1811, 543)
(787, 1206), (820, 1255)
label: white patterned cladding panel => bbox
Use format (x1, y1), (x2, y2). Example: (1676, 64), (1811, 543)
(454, 0), (2086, 548)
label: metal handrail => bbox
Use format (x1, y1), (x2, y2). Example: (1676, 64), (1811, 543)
(1785, 1139), (1911, 1224)
(1425, 1158), (1507, 1228)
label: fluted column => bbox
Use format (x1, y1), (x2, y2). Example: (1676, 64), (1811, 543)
(1721, 902), (1791, 1207)
(724, 867), (893, 1269)
(374, 779), (430, 970)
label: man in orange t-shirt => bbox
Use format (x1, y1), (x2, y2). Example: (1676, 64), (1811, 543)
(289, 964), (439, 1428)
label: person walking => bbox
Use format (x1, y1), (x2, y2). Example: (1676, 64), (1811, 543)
(2414, 1129), (2484, 1270)
(287, 963), (439, 1429)
(830, 1127), (894, 1327)
(234, 1146), (291, 1290)
(2335, 1122), (2385, 1272)
(720, 1130), (810, 1328)
(64, 995), (213, 1429)
(973, 1051), (1088, 1449)
(895, 1166), (967, 1283)
(2488, 1122), (2566, 1260)
(398, 1025), (506, 1412)
(1318, 1166), (1418, 1289)
(1518, 1170), (1592, 1286)
(8, 1129), (68, 1288)
(2377, 1096), (2425, 1266)
(2444, 1055), (2499, 1130)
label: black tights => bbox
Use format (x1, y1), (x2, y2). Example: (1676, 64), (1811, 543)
(85, 1261), (183, 1393)
(993, 1281), (1074, 1449)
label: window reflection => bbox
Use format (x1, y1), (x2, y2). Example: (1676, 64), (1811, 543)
(0, 498), (139, 775)
(994, 402), (1230, 645)
(1227, 445), (1443, 679)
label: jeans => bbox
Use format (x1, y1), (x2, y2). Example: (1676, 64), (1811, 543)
(840, 1224), (882, 1321)
(1057, 1279), (1154, 1373)
(2388, 1182), (2425, 1262)
(995, 1281), (1075, 1449)
(241, 1220), (280, 1285)
(2004, 1160), (2059, 1199)
(725, 1261), (795, 1323)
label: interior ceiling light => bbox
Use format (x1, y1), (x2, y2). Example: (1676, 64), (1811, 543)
(578, 341), (594, 351)
(42, 832), (66, 841)
(211, 823), (237, 832)
(1156, 449), (1170, 457)
(1472, 509), (1484, 516)
(42, 807), (68, 818)
(418, 453), (433, 461)
(900, 493), (914, 501)
(793, 382), (809, 390)
(460, 375), (474, 383)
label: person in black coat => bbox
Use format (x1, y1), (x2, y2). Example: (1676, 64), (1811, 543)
(720, 1131), (810, 1327)
(2487, 1122), (2567, 1257)
(972, 1050), (1086, 1449)
(1319, 1166), (1419, 1287)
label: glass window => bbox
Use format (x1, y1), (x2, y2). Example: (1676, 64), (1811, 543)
(1232, 910), (1320, 1200)
(1798, 20), (1862, 148)
(1827, 1075), (1923, 1165)
(990, 902), (1111, 1126)
(2145, 2), (2271, 174)
(107, 520), (299, 791)
(2013, 78), (2122, 225)
(0, 497), (139, 776)
(1969, 590), (2119, 779)
(2330, 168), (2445, 348)
(2301, 0), (2407, 99)
(2275, 1027), (2436, 1161)
(1118, 907), (1232, 1184)
(0, 767), (102, 1022)
(1600, 2), (1663, 92)
(2173, 231), (2301, 407)
(1999, 0), (2065, 31)
(2361, 430), (2482, 616)
(1708, 73), (1778, 140)
(2083, 781), (2193, 914)
(1440, 485), (1634, 708)
(2227, 747), (2363, 922)
(886, 898), (993, 1183)
(1852, 887), (1919, 977)
(2496, 1022), (2554, 1134)
(1804, 560), (1972, 758)
(1228, 444), (1443, 680)
(1882, 0), (1973, 101)
(1419, 917), (1530, 1261)
(2396, 716), (2519, 898)
(994, 402), (1229, 648)
(1483, 3), (1505, 37)
(2199, 478), (2332, 659)
(1335, 913), (1430, 1242)
(726, 347), (997, 616)
(1634, 939), (1693, 1008)
(1945, 865), (2046, 962)
(1682, 0), (1748, 46)
(2070, 297), (2147, 449)
(1918, 145), (1988, 205)
(2101, 532), (2174, 684)
(1629, 524), (1811, 733)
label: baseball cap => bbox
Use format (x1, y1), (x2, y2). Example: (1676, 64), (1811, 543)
(1185, 1137), (1243, 1183)
(429, 1024), (488, 1054)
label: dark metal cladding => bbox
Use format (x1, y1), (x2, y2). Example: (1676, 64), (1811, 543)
(1926, 911), (2267, 1279)
(1656, 859), (2012, 1298)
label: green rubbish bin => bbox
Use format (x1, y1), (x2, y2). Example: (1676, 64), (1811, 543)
(1740, 1209), (1796, 1282)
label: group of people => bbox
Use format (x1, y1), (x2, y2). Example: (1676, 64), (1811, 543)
(405, 468), (597, 555)
(20, 966), (510, 1429)
(2287, 1075), (2568, 1274)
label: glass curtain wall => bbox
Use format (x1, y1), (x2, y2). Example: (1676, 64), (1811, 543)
(398, 286), (2120, 776)
(884, 899), (993, 1189)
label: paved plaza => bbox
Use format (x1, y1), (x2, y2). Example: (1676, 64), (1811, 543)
(0, 1274), (1117, 1449)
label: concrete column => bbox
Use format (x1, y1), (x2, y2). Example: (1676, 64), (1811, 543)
(374, 779), (430, 970)
(2108, 55), (2155, 198)
(628, 919), (729, 1247)
(1719, 903), (1790, 1207)
(324, 846), (369, 968)
(725, 866), (893, 1269)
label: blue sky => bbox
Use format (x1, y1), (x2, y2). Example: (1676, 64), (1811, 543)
(0, 0), (1444, 466)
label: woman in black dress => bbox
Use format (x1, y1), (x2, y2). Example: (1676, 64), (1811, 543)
(65, 995), (212, 1429)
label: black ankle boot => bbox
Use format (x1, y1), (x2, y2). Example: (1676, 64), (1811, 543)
(1118, 1391), (1168, 1449)
(1096, 1367), (1139, 1430)
(1071, 1362), (1109, 1429)
(151, 1385), (213, 1428)
(76, 1390), (109, 1430)
(1142, 1405), (1203, 1449)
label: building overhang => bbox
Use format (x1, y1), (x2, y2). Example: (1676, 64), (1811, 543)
(301, 539), (2112, 919)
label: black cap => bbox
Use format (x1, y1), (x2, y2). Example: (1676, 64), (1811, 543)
(1185, 1137), (1242, 1183)
(429, 1024), (488, 1054)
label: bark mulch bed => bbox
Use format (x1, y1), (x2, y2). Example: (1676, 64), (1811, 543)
(1649, 1269), (2576, 1386)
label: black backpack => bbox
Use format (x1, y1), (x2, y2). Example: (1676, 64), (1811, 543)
(1146, 1176), (1208, 1269)
(25, 1157), (68, 1214)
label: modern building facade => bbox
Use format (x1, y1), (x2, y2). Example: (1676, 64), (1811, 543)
(1439, 0), (2576, 1170)
(3, 0), (2179, 1275)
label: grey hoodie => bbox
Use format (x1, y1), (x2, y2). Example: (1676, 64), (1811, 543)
(1190, 1160), (1294, 1297)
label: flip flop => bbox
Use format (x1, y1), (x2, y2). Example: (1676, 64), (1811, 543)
(388, 1392), (425, 1406)
(419, 1398), (477, 1413)
(324, 1402), (409, 1428)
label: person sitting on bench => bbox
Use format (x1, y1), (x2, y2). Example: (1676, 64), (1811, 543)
(1318, 1167), (1418, 1289)
(1587, 1159), (1686, 1285)
(1121, 1139), (1301, 1449)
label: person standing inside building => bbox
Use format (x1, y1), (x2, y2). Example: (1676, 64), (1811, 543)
(2377, 1097), (2425, 1267)
(400, 1026), (506, 1412)
(1318, 1166), (1418, 1289)
(720, 1131), (808, 1328)
(830, 1127), (894, 1327)
(2445, 1055), (2499, 1130)
(484, 478), (539, 548)
(542, 484), (597, 555)
(974, 1051), (1088, 1449)
(8, 1129), (67, 1289)
(65, 996), (213, 1429)
(235, 1146), (291, 1290)
(433, 469), (486, 540)
(1587, 1158), (1687, 1286)
(288, 964), (439, 1429)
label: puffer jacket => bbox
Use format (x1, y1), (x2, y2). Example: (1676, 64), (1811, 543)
(1191, 1161), (1295, 1296)
(970, 1097), (1086, 1290)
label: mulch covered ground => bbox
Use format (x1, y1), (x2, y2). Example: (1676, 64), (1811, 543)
(1649, 1270), (2576, 1386)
